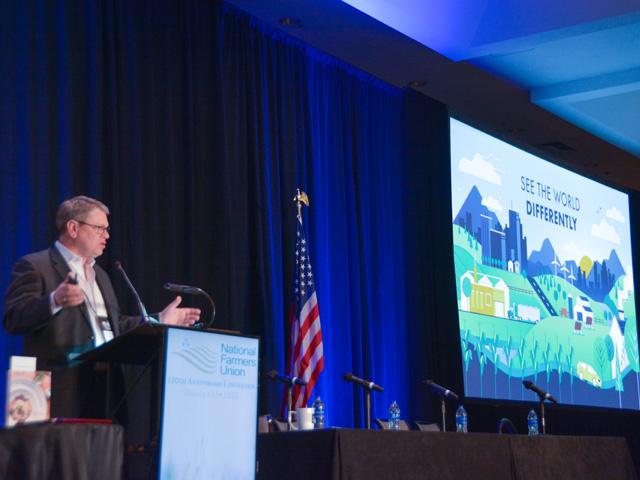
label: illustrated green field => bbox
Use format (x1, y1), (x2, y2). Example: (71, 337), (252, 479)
(453, 225), (547, 317)
(453, 225), (640, 388)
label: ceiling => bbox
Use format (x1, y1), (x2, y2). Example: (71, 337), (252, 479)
(225, 0), (640, 191)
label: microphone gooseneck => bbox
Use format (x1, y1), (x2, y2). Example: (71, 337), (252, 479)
(423, 379), (459, 401)
(343, 373), (384, 392)
(523, 380), (558, 404)
(164, 282), (216, 328)
(265, 370), (307, 386)
(164, 283), (201, 295)
(115, 261), (151, 323)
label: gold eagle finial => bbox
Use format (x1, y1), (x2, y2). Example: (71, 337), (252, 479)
(293, 188), (309, 224)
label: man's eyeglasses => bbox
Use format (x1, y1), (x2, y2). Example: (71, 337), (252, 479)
(76, 220), (111, 235)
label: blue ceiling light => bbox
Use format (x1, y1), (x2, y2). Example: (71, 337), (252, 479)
(341, 0), (490, 61)
(343, 0), (640, 157)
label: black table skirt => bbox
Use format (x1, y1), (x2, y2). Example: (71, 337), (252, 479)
(257, 429), (637, 480)
(0, 423), (124, 480)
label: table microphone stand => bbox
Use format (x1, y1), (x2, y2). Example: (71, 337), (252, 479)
(343, 373), (383, 429)
(539, 399), (547, 435)
(287, 384), (294, 431)
(266, 370), (305, 432)
(365, 389), (372, 430)
(423, 380), (457, 432)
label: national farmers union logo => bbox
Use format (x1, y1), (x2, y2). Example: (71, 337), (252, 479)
(172, 338), (218, 374)
(172, 339), (258, 377)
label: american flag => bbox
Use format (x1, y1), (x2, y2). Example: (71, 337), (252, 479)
(287, 216), (324, 408)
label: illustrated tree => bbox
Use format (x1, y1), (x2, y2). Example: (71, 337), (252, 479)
(604, 334), (623, 407)
(566, 344), (575, 404)
(605, 335), (619, 394)
(518, 337), (527, 400)
(461, 330), (473, 389)
(593, 337), (608, 385)
(505, 335), (514, 398)
(476, 333), (487, 397)
(624, 318), (639, 408)
(529, 340), (540, 385)
(555, 344), (564, 402)
(605, 335), (615, 364)
(542, 342), (553, 388)
(615, 361), (623, 408)
(462, 277), (472, 300)
(489, 333), (500, 396)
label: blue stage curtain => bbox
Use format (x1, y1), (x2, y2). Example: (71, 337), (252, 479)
(218, 5), (425, 427)
(0, 0), (451, 427)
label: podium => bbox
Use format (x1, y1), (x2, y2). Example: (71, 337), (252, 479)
(77, 323), (260, 479)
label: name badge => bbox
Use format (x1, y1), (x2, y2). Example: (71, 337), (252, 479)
(99, 317), (114, 343)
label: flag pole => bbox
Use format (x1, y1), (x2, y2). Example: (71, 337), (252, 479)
(287, 187), (323, 414)
(287, 188), (310, 426)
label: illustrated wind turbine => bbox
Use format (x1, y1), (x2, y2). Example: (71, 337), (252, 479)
(568, 268), (576, 287)
(561, 263), (569, 281)
(551, 255), (560, 276)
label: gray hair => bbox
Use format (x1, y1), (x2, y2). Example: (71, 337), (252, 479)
(56, 196), (110, 235)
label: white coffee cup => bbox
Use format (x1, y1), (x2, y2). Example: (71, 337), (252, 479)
(294, 407), (315, 430)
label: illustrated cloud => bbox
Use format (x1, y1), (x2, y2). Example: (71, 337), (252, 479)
(591, 218), (620, 244)
(560, 241), (582, 261)
(624, 266), (634, 292)
(481, 195), (503, 212)
(458, 153), (501, 185)
(606, 206), (625, 224)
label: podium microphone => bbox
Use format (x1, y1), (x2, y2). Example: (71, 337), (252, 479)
(523, 380), (558, 404)
(115, 261), (152, 323)
(164, 283), (216, 328)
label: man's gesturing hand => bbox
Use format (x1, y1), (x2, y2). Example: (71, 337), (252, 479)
(159, 296), (201, 326)
(53, 272), (84, 308)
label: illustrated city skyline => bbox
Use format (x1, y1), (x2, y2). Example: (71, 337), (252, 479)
(454, 185), (626, 301)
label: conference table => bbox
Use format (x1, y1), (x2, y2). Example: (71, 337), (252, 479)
(257, 428), (637, 480)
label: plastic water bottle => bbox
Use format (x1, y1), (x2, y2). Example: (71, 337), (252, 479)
(388, 401), (401, 430)
(455, 405), (468, 433)
(313, 397), (325, 429)
(527, 409), (539, 436)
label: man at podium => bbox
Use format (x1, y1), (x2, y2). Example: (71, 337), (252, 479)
(3, 195), (201, 418)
